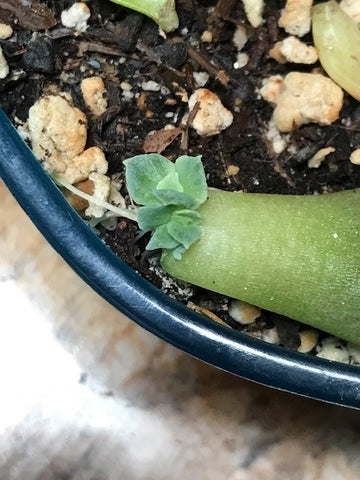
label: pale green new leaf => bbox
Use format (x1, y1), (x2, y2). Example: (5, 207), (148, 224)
(167, 218), (201, 250)
(175, 155), (207, 207)
(153, 189), (197, 209)
(156, 171), (183, 192)
(124, 154), (175, 205)
(146, 224), (179, 251)
(137, 205), (178, 232)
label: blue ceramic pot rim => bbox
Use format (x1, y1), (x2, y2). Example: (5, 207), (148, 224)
(1, 109), (360, 409)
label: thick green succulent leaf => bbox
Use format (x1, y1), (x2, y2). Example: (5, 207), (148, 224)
(124, 154), (175, 205)
(175, 155), (207, 207)
(162, 187), (360, 344)
(312, 0), (360, 101)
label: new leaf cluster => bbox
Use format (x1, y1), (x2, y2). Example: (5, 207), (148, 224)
(125, 154), (208, 259)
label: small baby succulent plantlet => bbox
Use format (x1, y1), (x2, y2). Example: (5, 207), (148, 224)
(57, 155), (360, 345)
(109, 0), (179, 32)
(125, 154), (207, 259)
(312, 0), (360, 101)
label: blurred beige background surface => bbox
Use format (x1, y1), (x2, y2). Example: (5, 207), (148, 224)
(1, 180), (360, 480)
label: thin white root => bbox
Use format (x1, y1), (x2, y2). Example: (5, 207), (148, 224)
(52, 174), (138, 222)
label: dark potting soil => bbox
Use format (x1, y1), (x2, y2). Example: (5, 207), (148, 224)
(2, 0), (360, 356)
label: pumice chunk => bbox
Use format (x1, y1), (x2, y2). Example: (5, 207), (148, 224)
(81, 77), (108, 116)
(241, 0), (264, 28)
(278, 0), (313, 37)
(261, 72), (343, 132)
(61, 2), (91, 32)
(28, 93), (108, 183)
(270, 36), (318, 64)
(188, 88), (233, 137)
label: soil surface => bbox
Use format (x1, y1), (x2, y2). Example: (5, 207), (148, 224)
(2, 0), (360, 358)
